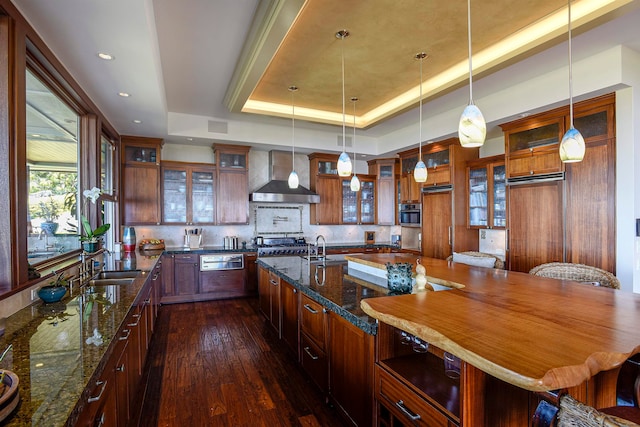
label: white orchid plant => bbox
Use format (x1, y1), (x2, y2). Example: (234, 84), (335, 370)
(80, 187), (110, 243)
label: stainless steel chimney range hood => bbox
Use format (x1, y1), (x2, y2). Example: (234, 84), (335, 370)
(250, 151), (320, 203)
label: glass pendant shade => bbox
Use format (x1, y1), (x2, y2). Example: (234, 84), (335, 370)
(458, 103), (486, 147)
(350, 174), (361, 191)
(559, 126), (585, 162)
(337, 151), (352, 176)
(288, 170), (299, 189)
(413, 160), (428, 182)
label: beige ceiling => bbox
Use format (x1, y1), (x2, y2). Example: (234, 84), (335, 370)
(227, 0), (633, 128)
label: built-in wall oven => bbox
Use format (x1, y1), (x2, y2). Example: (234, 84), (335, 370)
(399, 203), (421, 227)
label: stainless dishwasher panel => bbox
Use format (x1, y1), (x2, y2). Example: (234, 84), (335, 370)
(200, 254), (244, 271)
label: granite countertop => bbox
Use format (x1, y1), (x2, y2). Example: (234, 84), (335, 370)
(0, 250), (159, 426)
(257, 255), (391, 335)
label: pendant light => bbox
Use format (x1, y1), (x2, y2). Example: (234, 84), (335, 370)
(350, 97), (361, 192)
(559, 0), (585, 163)
(287, 86), (299, 189)
(336, 30), (352, 177)
(414, 52), (428, 183)
(458, 0), (486, 148)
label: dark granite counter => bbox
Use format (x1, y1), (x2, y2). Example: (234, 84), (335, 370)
(0, 250), (159, 426)
(256, 255), (391, 335)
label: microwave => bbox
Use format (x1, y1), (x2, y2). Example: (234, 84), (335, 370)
(399, 203), (421, 227)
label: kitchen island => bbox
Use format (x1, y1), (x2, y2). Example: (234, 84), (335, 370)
(354, 253), (640, 426)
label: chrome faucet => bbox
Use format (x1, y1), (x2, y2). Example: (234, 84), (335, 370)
(315, 234), (326, 259)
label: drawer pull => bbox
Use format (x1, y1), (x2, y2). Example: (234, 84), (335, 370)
(269, 279), (278, 286)
(88, 380), (108, 403)
(119, 329), (131, 340)
(303, 304), (318, 314)
(395, 399), (421, 421)
(303, 346), (319, 360)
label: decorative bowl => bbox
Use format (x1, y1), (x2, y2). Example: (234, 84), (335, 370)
(37, 285), (67, 303)
(0, 370), (19, 422)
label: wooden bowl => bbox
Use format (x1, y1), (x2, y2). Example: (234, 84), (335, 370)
(0, 370), (20, 422)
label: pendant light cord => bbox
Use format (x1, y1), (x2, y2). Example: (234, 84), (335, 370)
(352, 97), (357, 174)
(568, 0), (574, 128)
(291, 88), (295, 170)
(419, 56), (423, 158)
(467, 0), (474, 103)
(341, 34), (346, 152)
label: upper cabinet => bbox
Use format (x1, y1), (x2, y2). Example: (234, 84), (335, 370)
(397, 149), (422, 203)
(501, 93), (616, 273)
(466, 155), (507, 229)
(162, 161), (215, 225)
(213, 144), (250, 224)
(309, 153), (342, 225)
(502, 117), (564, 178)
(341, 176), (375, 225)
(121, 136), (163, 225)
(368, 158), (397, 225)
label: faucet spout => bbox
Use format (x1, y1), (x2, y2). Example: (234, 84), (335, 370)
(315, 234), (326, 259)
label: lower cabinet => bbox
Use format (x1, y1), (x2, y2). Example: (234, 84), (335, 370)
(258, 265), (375, 426)
(76, 268), (161, 426)
(281, 280), (299, 358)
(329, 312), (375, 427)
(258, 267), (281, 333)
(161, 252), (257, 303)
(300, 294), (328, 393)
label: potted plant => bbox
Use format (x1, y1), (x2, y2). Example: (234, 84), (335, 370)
(80, 187), (110, 252)
(34, 198), (60, 235)
(37, 272), (69, 303)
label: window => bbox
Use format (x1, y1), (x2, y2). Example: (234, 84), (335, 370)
(26, 68), (81, 263)
(100, 134), (115, 196)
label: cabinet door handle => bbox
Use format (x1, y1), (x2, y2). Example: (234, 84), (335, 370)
(303, 304), (318, 314)
(116, 364), (125, 372)
(269, 279), (278, 286)
(448, 226), (452, 246)
(395, 400), (421, 421)
(88, 380), (108, 403)
(303, 346), (319, 360)
(293, 289), (298, 294)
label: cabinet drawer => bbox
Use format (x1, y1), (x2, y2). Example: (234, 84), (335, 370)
(200, 269), (244, 294)
(375, 365), (452, 427)
(301, 333), (328, 393)
(300, 294), (326, 350)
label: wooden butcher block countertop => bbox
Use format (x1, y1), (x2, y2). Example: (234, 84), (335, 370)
(353, 253), (640, 392)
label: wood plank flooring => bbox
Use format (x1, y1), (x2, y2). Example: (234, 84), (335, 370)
(135, 298), (348, 427)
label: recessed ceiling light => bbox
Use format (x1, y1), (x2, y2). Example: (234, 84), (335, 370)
(132, 119), (142, 124)
(187, 137), (193, 141)
(97, 52), (114, 60)
(118, 92), (130, 97)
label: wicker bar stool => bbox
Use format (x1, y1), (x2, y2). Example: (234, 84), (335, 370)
(445, 251), (505, 269)
(558, 394), (640, 427)
(528, 262), (620, 289)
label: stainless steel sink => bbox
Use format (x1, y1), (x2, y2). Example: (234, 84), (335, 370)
(300, 255), (345, 265)
(87, 270), (141, 286)
(95, 270), (141, 280)
(87, 277), (136, 286)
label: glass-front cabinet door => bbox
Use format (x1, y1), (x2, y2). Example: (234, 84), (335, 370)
(341, 177), (375, 224)
(468, 167), (488, 227)
(342, 180), (358, 224)
(360, 180), (375, 224)
(162, 168), (188, 223)
(191, 170), (214, 223)
(492, 165), (507, 228)
(162, 162), (215, 224)
(466, 156), (507, 229)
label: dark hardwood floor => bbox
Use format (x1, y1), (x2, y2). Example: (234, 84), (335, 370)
(135, 298), (348, 427)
